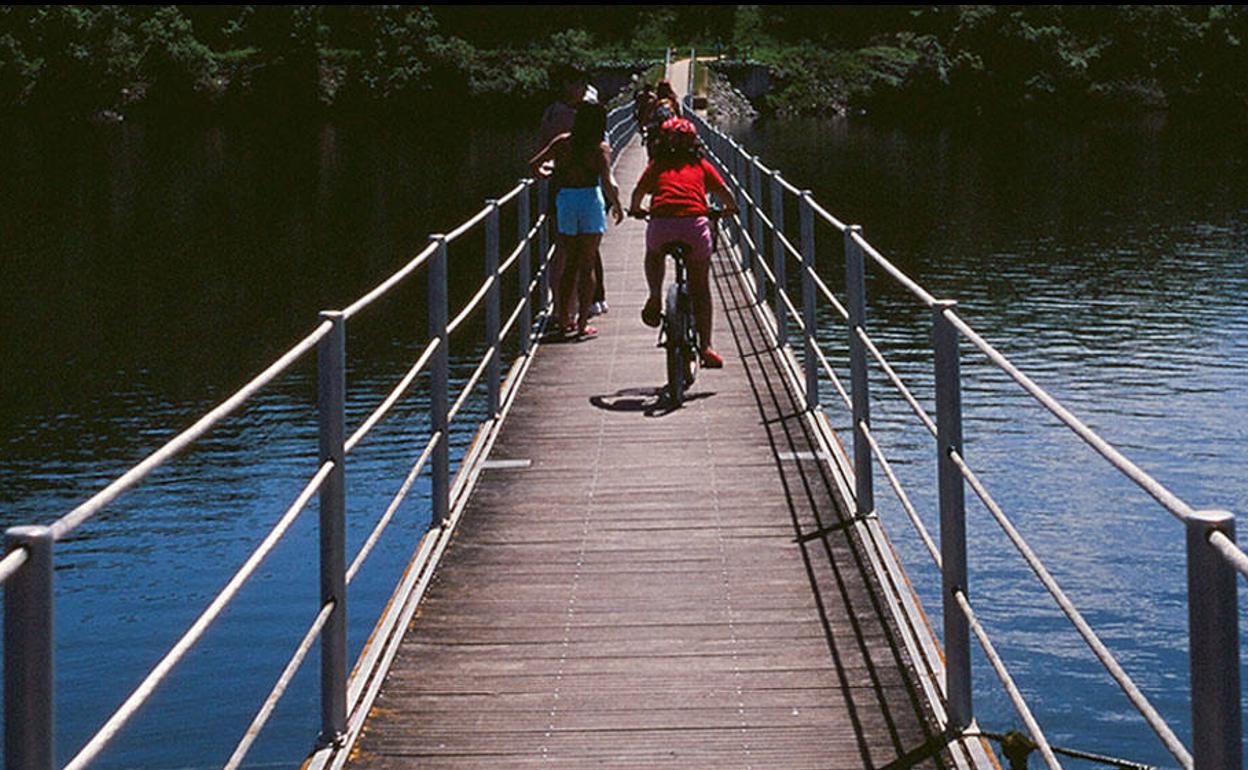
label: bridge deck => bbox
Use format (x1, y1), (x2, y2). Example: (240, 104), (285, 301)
(345, 138), (954, 770)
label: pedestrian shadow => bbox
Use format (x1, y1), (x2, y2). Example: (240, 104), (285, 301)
(589, 387), (715, 417)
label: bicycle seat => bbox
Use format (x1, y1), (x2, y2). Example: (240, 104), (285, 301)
(659, 241), (691, 260)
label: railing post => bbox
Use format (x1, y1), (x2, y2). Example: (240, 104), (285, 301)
(518, 181), (533, 355)
(316, 310), (347, 746)
(428, 236), (450, 526)
(4, 526), (54, 770)
(770, 170), (786, 346)
(485, 199), (501, 417)
(844, 226), (873, 515)
(1186, 509), (1241, 770)
(687, 48), (696, 99)
(730, 142), (748, 272)
(932, 300), (972, 730)
(800, 191), (818, 410)
(537, 178), (550, 317)
(750, 157), (765, 303)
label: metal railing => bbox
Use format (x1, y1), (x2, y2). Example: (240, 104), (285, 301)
(685, 95), (1242, 770)
(2, 104), (638, 770)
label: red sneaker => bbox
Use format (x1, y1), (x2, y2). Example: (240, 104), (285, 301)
(701, 347), (724, 368)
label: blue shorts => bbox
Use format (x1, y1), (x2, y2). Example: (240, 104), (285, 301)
(556, 186), (607, 236)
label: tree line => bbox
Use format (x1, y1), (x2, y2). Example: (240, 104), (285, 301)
(2, 6), (1245, 122)
(0, 6), (665, 120)
(731, 6), (1248, 120)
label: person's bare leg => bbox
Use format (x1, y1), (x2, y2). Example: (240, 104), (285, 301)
(557, 237), (579, 329)
(644, 249), (664, 302)
(689, 258), (713, 349)
(551, 236), (568, 325)
(578, 235), (603, 332)
(593, 250), (606, 304)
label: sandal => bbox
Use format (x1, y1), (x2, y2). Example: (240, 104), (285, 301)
(700, 347), (724, 368)
(578, 325), (599, 339)
(641, 296), (662, 328)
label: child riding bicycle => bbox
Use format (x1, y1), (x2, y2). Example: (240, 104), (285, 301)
(629, 117), (737, 368)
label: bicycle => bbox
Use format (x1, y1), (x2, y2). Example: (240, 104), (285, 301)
(630, 209), (723, 406)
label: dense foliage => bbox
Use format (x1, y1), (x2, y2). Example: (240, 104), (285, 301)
(2, 5), (1245, 121)
(719, 6), (1248, 119)
(0, 5), (663, 119)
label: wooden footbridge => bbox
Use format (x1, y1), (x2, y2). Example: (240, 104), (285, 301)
(3, 57), (1244, 770)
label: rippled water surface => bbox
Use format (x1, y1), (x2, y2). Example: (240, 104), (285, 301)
(1, 111), (1246, 769)
(726, 115), (1248, 768)
(0, 115), (536, 769)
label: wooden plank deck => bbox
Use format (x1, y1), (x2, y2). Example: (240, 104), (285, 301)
(343, 132), (970, 770)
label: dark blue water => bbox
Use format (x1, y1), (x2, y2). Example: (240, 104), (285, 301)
(726, 115), (1248, 769)
(1, 110), (1245, 770)
(0, 115), (537, 769)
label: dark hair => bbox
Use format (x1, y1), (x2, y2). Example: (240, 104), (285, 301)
(571, 102), (606, 151)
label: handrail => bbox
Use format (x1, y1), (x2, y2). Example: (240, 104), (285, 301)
(854, 231), (939, 308)
(49, 320), (333, 542)
(806, 265), (850, 320)
(0, 546), (27, 584)
(447, 273), (496, 336)
(345, 337), (440, 454)
(448, 346), (496, 424)
(689, 106), (1239, 769)
(859, 423), (941, 568)
(1211, 530), (1248, 580)
(954, 590), (1063, 770)
(346, 431), (442, 584)
(445, 204), (493, 243)
(63, 460), (335, 770)
(942, 307), (1198, 524)
(855, 326), (937, 437)
(343, 240), (439, 320)
(949, 449), (1193, 767)
(3, 91), (639, 770)
(494, 181), (527, 209)
(224, 600), (335, 770)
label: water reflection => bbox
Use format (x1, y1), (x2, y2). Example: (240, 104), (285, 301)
(733, 113), (1248, 767)
(0, 114), (538, 768)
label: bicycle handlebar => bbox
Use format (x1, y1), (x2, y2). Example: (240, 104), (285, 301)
(628, 208), (732, 221)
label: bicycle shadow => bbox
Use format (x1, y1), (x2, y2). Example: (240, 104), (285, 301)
(589, 387), (715, 418)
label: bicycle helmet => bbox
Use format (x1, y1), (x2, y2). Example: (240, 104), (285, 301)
(658, 117), (699, 155)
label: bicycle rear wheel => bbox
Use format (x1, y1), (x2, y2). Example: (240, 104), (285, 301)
(665, 285), (686, 404)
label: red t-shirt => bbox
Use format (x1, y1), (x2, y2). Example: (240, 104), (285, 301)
(638, 158), (726, 217)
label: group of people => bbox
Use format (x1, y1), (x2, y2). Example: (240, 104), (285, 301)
(528, 66), (737, 367)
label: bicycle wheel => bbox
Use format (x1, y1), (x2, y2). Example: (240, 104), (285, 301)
(665, 284), (686, 404)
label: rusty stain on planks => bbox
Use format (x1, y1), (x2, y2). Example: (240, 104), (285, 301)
(346, 138), (958, 770)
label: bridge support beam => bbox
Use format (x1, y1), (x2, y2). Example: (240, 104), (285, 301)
(731, 142), (748, 274)
(687, 49), (696, 102)
(750, 157), (765, 304)
(316, 310), (348, 746)
(428, 236), (450, 528)
(770, 170), (786, 347)
(537, 179), (550, 318)
(485, 200), (501, 418)
(1187, 509), (1241, 770)
(932, 300), (972, 730)
(518, 181), (533, 355)
(800, 191), (818, 410)
(4, 526), (54, 770)
(844, 225), (873, 518)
